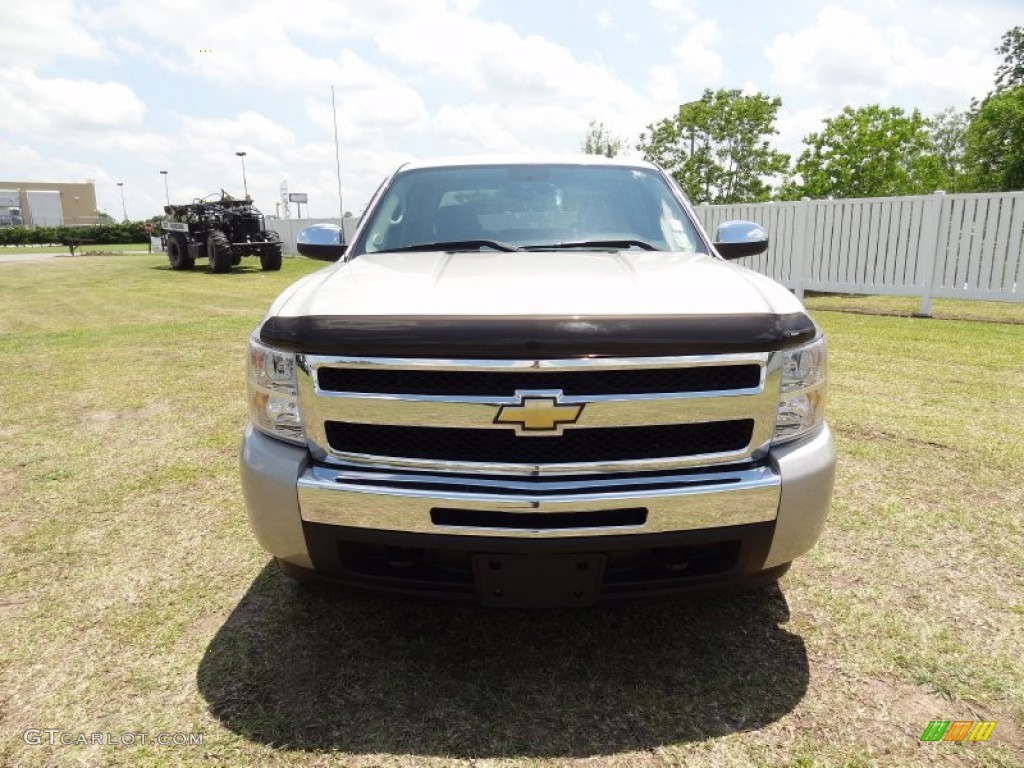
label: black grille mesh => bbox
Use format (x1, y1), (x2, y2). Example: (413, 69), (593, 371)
(325, 420), (754, 464)
(317, 365), (760, 396)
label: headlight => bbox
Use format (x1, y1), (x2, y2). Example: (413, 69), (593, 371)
(773, 335), (827, 444)
(247, 334), (305, 445)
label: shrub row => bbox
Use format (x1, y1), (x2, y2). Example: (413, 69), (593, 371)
(0, 222), (150, 246)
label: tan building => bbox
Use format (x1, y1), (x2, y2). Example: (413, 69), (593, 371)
(0, 181), (99, 227)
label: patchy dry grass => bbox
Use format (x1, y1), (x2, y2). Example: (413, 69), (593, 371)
(0, 254), (1021, 767)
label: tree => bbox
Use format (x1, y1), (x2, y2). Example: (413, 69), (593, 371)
(930, 107), (971, 192)
(786, 105), (943, 199)
(963, 86), (1024, 191)
(637, 89), (790, 204)
(581, 120), (623, 158)
(994, 26), (1024, 94)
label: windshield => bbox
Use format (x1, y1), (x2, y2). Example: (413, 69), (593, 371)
(351, 163), (706, 256)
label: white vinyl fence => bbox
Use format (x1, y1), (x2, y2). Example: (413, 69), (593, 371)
(694, 191), (1024, 315)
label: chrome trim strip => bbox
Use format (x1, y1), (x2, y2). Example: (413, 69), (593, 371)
(301, 352), (770, 372)
(304, 446), (760, 476)
(298, 463), (781, 537)
(306, 388), (774, 427)
(307, 387), (763, 404)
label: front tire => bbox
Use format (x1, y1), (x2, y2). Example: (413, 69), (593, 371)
(167, 234), (194, 270)
(207, 230), (233, 273)
(260, 231), (283, 271)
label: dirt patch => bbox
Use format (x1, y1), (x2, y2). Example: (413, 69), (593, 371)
(0, 468), (28, 527)
(857, 676), (1023, 749)
(81, 402), (171, 427)
(834, 423), (960, 453)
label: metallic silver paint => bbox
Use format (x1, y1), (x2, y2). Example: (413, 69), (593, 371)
(763, 425), (836, 567)
(239, 425), (313, 568)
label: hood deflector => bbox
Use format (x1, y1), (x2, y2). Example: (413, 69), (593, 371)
(260, 313), (817, 359)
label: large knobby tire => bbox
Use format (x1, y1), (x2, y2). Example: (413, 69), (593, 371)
(260, 231), (283, 271)
(207, 230), (233, 273)
(167, 234), (194, 270)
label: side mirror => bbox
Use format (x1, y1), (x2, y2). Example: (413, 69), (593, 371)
(713, 220), (769, 260)
(297, 223), (346, 262)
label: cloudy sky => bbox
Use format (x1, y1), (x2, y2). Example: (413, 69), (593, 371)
(1, 0), (1018, 220)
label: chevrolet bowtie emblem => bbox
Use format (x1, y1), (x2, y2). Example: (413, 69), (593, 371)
(494, 393), (584, 435)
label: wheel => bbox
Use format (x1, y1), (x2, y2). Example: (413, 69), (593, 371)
(167, 234), (194, 270)
(207, 230), (233, 273)
(260, 231), (283, 271)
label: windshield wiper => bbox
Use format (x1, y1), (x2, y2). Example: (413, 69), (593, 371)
(522, 239), (659, 251)
(378, 240), (521, 253)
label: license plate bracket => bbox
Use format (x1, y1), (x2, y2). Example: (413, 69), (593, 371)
(471, 553), (606, 607)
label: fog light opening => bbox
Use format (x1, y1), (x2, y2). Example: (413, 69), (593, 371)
(653, 546), (691, 572)
(387, 546), (425, 569)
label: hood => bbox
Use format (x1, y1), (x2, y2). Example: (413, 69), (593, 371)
(273, 250), (805, 319)
(260, 250), (816, 358)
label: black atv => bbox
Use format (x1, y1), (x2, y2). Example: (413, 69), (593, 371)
(161, 191), (283, 272)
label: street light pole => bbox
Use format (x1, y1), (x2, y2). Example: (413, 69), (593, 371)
(116, 182), (127, 221)
(235, 151), (249, 199)
(159, 171), (170, 205)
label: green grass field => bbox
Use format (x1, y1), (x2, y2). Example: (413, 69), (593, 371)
(0, 242), (148, 255)
(1, 253), (1022, 767)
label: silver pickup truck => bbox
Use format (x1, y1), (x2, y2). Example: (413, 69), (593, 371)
(241, 156), (835, 607)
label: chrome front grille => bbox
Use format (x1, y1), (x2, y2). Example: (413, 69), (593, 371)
(297, 353), (781, 475)
(323, 420), (755, 464)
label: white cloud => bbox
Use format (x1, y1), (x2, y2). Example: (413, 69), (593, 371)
(0, 0), (108, 66)
(432, 105), (536, 154)
(596, 9), (613, 29)
(302, 55), (430, 142)
(649, 0), (699, 21)
(68, 131), (175, 161)
(447, 0), (481, 12)
(670, 20), (723, 86)
(370, 8), (644, 114)
(0, 137), (113, 186)
(766, 5), (995, 112)
(643, 19), (723, 120)
(432, 103), (588, 154)
(0, 69), (145, 136)
(91, 1), (373, 90)
(774, 105), (835, 160)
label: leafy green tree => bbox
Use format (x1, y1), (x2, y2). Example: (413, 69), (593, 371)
(994, 26), (1024, 94)
(786, 105), (943, 199)
(963, 86), (1024, 191)
(637, 89), (790, 204)
(930, 107), (971, 192)
(581, 120), (623, 158)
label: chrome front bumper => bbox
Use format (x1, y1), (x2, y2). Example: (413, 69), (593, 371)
(242, 424), (835, 569)
(296, 463), (781, 538)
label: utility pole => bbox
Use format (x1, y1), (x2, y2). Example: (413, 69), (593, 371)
(235, 151), (249, 198)
(332, 85), (343, 218)
(116, 182), (127, 221)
